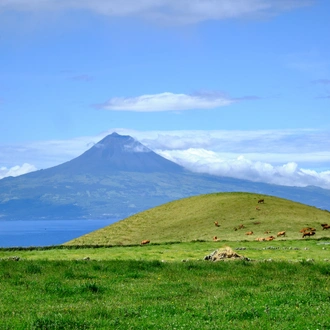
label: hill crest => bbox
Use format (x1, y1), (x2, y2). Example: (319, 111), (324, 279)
(65, 192), (330, 245)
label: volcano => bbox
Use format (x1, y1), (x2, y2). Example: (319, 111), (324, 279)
(0, 133), (329, 220)
(27, 132), (185, 177)
(70, 132), (184, 173)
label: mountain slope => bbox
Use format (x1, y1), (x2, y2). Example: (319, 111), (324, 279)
(65, 192), (330, 245)
(26, 132), (185, 176)
(0, 133), (330, 220)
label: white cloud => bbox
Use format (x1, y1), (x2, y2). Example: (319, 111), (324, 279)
(0, 163), (37, 179)
(97, 92), (234, 112)
(0, 128), (329, 189)
(156, 148), (330, 189)
(0, 0), (314, 25)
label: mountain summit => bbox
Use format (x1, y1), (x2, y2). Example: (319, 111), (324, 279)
(0, 132), (329, 220)
(45, 132), (185, 175)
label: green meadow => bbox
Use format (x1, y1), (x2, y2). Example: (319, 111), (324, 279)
(1, 257), (330, 329)
(1, 193), (330, 329)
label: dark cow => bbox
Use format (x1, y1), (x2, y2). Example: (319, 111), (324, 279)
(258, 199), (265, 204)
(302, 231), (315, 238)
(322, 225), (330, 230)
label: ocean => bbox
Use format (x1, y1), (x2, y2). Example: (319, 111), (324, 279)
(0, 219), (118, 248)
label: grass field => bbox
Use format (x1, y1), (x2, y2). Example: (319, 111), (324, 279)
(1, 192), (330, 329)
(1, 258), (330, 329)
(1, 239), (330, 262)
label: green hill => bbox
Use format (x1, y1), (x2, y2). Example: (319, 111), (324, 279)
(65, 192), (330, 246)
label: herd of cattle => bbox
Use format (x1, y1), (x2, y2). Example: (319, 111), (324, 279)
(139, 198), (330, 245)
(249, 224), (330, 242)
(212, 198), (330, 243)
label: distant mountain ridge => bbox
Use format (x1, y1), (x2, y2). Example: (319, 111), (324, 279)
(0, 133), (329, 220)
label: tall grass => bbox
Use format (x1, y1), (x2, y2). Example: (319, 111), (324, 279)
(0, 259), (329, 329)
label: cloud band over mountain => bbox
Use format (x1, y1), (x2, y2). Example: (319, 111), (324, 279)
(1, 129), (329, 190)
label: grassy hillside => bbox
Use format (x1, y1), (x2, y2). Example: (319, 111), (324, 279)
(65, 192), (330, 246)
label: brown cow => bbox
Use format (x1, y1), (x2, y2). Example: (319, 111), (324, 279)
(302, 231), (315, 238)
(258, 199), (264, 204)
(277, 231), (286, 237)
(321, 223), (328, 227)
(299, 227), (313, 233)
(213, 236), (219, 241)
(214, 221), (220, 227)
(265, 236), (276, 241)
(141, 240), (150, 245)
(238, 224), (245, 229)
(322, 225), (330, 230)
(256, 207), (261, 211)
(246, 231), (253, 235)
(264, 230), (271, 234)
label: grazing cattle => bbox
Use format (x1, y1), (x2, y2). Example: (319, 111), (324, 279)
(264, 230), (271, 234)
(277, 231), (286, 237)
(265, 236), (276, 241)
(256, 207), (261, 211)
(213, 236), (219, 241)
(299, 227), (314, 233)
(258, 199), (264, 204)
(322, 225), (330, 230)
(302, 231), (315, 238)
(238, 224), (245, 229)
(214, 221), (220, 227)
(246, 231), (253, 235)
(321, 223), (328, 228)
(141, 240), (150, 245)
(253, 222), (261, 225)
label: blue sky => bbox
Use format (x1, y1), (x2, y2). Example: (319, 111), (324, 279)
(0, 0), (329, 189)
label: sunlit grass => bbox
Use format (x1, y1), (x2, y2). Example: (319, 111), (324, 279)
(65, 192), (330, 246)
(0, 259), (329, 329)
(1, 239), (330, 262)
